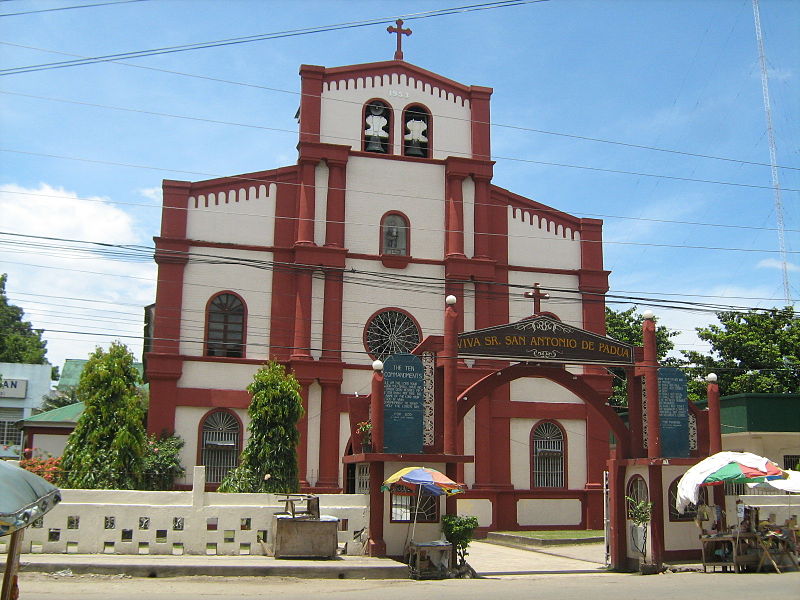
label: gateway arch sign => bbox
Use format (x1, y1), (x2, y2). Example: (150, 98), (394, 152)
(457, 315), (634, 366)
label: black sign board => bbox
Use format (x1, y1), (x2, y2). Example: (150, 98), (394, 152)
(457, 315), (634, 365)
(658, 367), (690, 458)
(383, 353), (425, 454)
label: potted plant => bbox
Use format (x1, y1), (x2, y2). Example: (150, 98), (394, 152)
(356, 421), (373, 453)
(626, 495), (657, 574)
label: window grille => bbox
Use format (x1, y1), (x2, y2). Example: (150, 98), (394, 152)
(626, 475), (648, 518)
(201, 411), (240, 483)
(0, 408), (23, 447)
(206, 293), (245, 358)
(389, 484), (439, 523)
(364, 309), (421, 361)
(355, 464), (370, 494)
(668, 479), (707, 521)
(783, 455), (800, 470)
(532, 422), (564, 487)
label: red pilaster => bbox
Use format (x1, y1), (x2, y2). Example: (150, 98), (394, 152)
(298, 65), (324, 144)
(642, 317), (661, 458)
(473, 395), (492, 486)
(315, 381), (341, 490)
(295, 160), (317, 246)
(469, 86), (492, 161)
(290, 267), (313, 360)
(370, 369), (384, 452)
(324, 159), (347, 248)
(367, 461), (386, 556)
(321, 271), (343, 361)
(445, 175), (465, 257)
(607, 459), (627, 570)
(648, 464), (665, 567)
(443, 300), (459, 454)
(707, 378), (722, 454)
(473, 175), (491, 259)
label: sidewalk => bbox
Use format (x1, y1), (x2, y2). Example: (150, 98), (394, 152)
(11, 540), (611, 580)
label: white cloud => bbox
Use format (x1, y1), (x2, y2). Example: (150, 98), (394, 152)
(139, 187), (162, 202)
(757, 258), (800, 272)
(1, 183), (155, 379)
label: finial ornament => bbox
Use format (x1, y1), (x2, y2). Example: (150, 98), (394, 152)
(387, 19), (412, 60)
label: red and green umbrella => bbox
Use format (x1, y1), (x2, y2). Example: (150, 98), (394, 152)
(701, 459), (785, 486)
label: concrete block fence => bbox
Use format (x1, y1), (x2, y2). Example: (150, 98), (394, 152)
(1, 467), (369, 556)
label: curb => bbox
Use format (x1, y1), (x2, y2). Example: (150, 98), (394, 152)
(486, 533), (604, 547)
(17, 559), (409, 580)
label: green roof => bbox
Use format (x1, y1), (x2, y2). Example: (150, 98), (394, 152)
(22, 402), (85, 424)
(56, 358), (144, 390)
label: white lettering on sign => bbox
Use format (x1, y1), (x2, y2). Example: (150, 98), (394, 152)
(0, 379), (28, 399)
(388, 89), (409, 98)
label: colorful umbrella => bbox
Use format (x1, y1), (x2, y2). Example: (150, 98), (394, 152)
(676, 451), (787, 514)
(381, 466), (465, 496)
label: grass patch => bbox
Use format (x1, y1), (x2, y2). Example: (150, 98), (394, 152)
(496, 530), (603, 539)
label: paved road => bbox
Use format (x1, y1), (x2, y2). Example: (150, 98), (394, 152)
(17, 570), (800, 600)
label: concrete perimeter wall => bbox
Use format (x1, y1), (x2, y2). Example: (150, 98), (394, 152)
(1, 467), (368, 557)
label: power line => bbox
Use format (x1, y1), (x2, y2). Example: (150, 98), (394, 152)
(0, 0), (148, 18)
(0, 1), (546, 74)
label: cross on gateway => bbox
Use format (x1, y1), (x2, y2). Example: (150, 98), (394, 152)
(524, 283), (550, 316)
(387, 19), (412, 60)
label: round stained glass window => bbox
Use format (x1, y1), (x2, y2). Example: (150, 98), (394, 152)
(364, 309), (421, 361)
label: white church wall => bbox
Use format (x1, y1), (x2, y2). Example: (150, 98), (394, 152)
(338, 412), (351, 488)
(314, 160), (329, 246)
(463, 176), (475, 258)
(507, 271), (581, 326)
(344, 156), (445, 260)
(517, 499), (582, 526)
(456, 498), (493, 527)
(320, 73), (472, 159)
(662, 465), (705, 552)
(186, 183), (277, 247)
(509, 418), (586, 490)
(305, 381), (322, 487)
(340, 258), (444, 361)
(179, 361), (260, 392)
(179, 248), (272, 360)
(310, 274), (324, 361)
(463, 406), (476, 488)
(507, 205), (581, 270)
(509, 378), (584, 404)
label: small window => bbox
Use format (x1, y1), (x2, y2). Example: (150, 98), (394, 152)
(532, 421), (565, 488)
(626, 475), (648, 519)
(206, 293), (245, 358)
(668, 478), (707, 522)
(364, 100), (390, 154)
(389, 484), (439, 523)
(381, 213), (409, 256)
(200, 410), (241, 484)
(403, 104), (430, 158)
(783, 455), (800, 470)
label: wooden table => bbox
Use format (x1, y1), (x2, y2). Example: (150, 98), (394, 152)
(700, 533), (759, 573)
(756, 532), (799, 573)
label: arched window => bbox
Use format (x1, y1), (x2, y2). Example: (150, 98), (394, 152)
(206, 293), (245, 358)
(531, 421), (565, 487)
(381, 212), (409, 256)
(364, 308), (421, 361)
(363, 100), (391, 154)
(626, 475), (649, 518)
(200, 410), (241, 484)
(403, 104), (430, 158)
(668, 478), (707, 522)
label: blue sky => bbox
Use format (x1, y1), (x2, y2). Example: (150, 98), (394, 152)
(1, 0), (798, 374)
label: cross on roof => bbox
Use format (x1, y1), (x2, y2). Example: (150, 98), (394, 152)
(387, 19), (412, 60)
(524, 283), (550, 316)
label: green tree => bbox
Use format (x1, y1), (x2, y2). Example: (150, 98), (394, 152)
(0, 273), (49, 364)
(218, 362), (304, 493)
(39, 386), (80, 413)
(682, 307), (799, 400)
(605, 306), (678, 408)
(60, 342), (147, 489)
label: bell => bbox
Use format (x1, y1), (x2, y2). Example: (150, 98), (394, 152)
(405, 141), (424, 157)
(366, 136), (386, 152)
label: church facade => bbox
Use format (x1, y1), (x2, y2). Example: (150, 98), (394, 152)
(147, 50), (614, 531)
